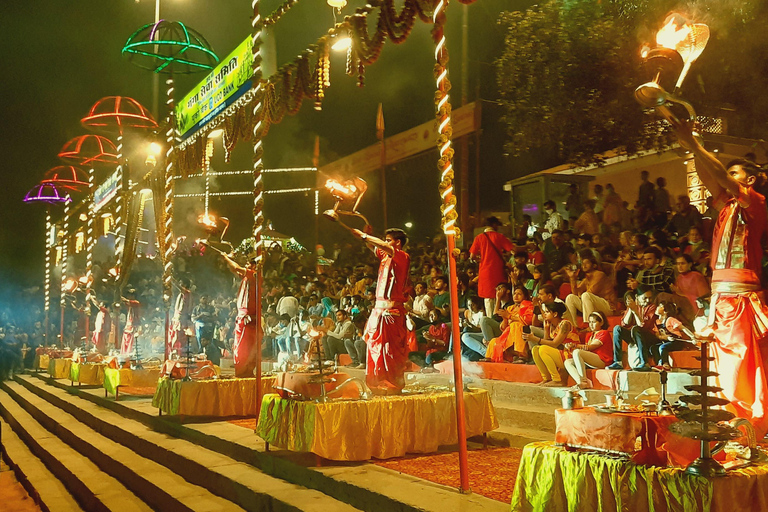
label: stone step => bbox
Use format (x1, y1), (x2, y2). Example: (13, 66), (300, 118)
(0, 389), (153, 512)
(479, 425), (549, 449)
(3, 380), (246, 512)
(13, 373), (362, 512)
(0, 419), (84, 512)
(492, 401), (556, 433)
(25, 372), (506, 512)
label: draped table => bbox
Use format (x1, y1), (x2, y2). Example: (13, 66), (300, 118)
(256, 388), (498, 461)
(103, 368), (162, 400)
(555, 407), (711, 467)
(69, 362), (108, 386)
(511, 441), (768, 512)
(152, 376), (277, 417)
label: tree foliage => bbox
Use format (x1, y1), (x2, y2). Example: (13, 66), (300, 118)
(495, 0), (764, 166)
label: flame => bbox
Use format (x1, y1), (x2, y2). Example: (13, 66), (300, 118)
(64, 278), (78, 293)
(197, 213), (217, 228)
(656, 17), (691, 51)
(325, 179), (357, 200)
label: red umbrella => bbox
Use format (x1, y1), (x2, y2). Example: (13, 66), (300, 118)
(41, 166), (89, 191)
(58, 135), (119, 166)
(81, 96), (158, 134)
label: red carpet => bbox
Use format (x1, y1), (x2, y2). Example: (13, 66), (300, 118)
(373, 447), (521, 503)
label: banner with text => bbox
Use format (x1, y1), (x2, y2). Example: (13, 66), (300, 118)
(93, 170), (121, 213)
(176, 36), (254, 140)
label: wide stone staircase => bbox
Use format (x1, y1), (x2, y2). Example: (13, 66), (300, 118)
(0, 371), (506, 512)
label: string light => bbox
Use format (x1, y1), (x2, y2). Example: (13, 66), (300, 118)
(85, 167), (95, 308)
(114, 134), (125, 271)
(163, 76), (176, 304)
(252, 0), (265, 267)
(60, 202), (70, 307)
(44, 209), (52, 315)
(433, 0), (458, 236)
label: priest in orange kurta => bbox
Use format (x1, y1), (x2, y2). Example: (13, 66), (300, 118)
(674, 119), (768, 437)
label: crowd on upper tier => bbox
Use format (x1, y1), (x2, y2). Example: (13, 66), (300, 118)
(4, 159), (768, 386)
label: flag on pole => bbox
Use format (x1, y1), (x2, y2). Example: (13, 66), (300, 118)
(376, 103), (385, 141)
(312, 135), (320, 169)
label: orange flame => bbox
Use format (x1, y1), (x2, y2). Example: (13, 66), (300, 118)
(198, 213), (217, 228)
(656, 17), (691, 51)
(325, 179), (357, 200)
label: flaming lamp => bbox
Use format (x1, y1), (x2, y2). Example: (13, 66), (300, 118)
(323, 177), (370, 228)
(197, 213), (233, 254)
(635, 13), (710, 144)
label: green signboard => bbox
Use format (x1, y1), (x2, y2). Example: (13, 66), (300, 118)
(176, 36), (254, 140)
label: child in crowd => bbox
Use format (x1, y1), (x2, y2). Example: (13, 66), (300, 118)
(563, 311), (613, 389)
(523, 301), (579, 386)
(649, 301), (696, 371)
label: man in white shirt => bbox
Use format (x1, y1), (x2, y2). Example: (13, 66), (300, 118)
(409, 282), (433, 328)
(542, 200), (564, 240)
(323, 309), (355, 362)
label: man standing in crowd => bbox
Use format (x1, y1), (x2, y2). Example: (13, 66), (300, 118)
(323, 309), (354, 363)
(673, 119), (768, 437)
(542, 200), (564, 240)
(191, 294), (216, 355)
(469, 217), (514, 317)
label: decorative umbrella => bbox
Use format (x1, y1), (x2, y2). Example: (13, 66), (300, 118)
(24, 182), (72, 204)
(121, 20), (219, 74)
(58, 135), (119, 166)
(81, 96), (158, 133)
(41, 166), (89, 191)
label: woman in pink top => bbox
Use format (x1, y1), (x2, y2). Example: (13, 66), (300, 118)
(563, 311), (612, 389)
(670, 254), (710, 317)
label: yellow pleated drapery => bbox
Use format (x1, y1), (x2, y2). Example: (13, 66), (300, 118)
(69, 362), (108, 385)
(511, 442), (768, 512)
(37, 354), (50, 370)
(103, 368), (161, 396)
(47, 358), (72, 379)
(151, 376), (276, 417)
(257, 389), (499, 461)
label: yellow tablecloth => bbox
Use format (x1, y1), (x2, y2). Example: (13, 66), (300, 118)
(69, 362), (107, 386)
(37, 354), (50, 370)
(103, 368), (161, 396)
(257, 389), (499, 461)
(511, 441), (768, 512)
(47, 358), (72, 379)
(152, 376), (276, 417)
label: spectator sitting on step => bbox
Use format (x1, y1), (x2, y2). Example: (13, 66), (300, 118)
(608, 285), (658, 372)
(648, 301), (697, 371)
(526, 237), (545, 266)
(344, 314), (369, 369)
(563, 311), (613, 389)
(563, 251), (617, 326)
(408, 281), (433, 330)
(484, 286), (534, 363)
(522, 301), (579, 387)
(459, 282), (514, 361)
(322, 309), (354, 364)
(409, 309), (450, 372)
(509, 263), (535, 293)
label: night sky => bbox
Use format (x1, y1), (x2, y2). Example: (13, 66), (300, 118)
(0, 0), (519, 293)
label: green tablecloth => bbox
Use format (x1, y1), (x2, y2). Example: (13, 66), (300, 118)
(511, 441), (768, 512)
